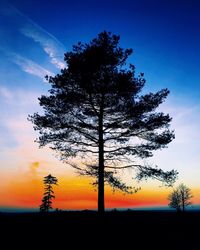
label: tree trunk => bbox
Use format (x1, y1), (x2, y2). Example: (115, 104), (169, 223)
(98, 105), (104, 214)
(182, 201), (185, 212)
(182, 194), (185, 212)
(98, 141), (104, 213)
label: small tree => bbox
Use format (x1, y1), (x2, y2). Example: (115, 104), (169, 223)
(168, 189), (181, 212)
(168, 184), (193, 212)
(40, 174), (58, 212)
(178, 184), (193, 212)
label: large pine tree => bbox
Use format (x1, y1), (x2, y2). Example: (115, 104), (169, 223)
(30, 31), (177, 213)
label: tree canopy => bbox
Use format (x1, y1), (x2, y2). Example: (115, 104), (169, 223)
(168, 184), (193, 212)
(30, 31), (178, 213)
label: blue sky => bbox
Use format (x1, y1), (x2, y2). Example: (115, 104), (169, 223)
(0, 0), (200, 208)
(2, 0), (200, 95)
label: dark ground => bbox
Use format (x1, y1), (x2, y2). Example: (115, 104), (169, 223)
(1, 210), (199, 248)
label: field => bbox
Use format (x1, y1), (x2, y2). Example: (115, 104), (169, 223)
(1, 210), (199, 248)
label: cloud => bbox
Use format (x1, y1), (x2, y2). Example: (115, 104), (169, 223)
(20, 26), (66, 69)
(0, 45), (54, 81)
(161, 101), (200, 145)
(44, 47), (66, 69)
(151, 100), (200, 186)
(0, 84), (40, 106)
(0, 84), (69, 173)
(20, 23), (66, 69)
(0, 85), (13, 100)
(0, 4), (66, 70)
(12, 53), (53, 81)
(26, 161), (42, 181)
(0, 84), (42, 151)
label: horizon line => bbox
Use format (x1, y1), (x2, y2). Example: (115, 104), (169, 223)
(1, 204), (200, 213)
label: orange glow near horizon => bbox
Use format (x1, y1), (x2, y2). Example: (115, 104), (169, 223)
(1, 164), (200, 210)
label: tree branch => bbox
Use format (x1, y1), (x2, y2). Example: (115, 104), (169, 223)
(105, 164), (142, 169)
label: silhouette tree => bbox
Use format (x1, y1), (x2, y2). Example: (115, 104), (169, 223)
(168, 189), (181, 212)
(30, 31), (177, 213)
(40, 174), (58, 212)
(168, 184), (193, 212)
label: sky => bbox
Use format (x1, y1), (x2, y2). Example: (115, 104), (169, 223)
(0, 0), (200, 210)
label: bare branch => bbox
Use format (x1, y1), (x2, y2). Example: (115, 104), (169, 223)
(105, 164), (142, 169)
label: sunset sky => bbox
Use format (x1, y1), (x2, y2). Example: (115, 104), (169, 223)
(0, 0), (200, 211)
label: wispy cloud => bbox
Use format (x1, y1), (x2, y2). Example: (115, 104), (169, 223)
(0, 84), (67, 175)
(1, 4), (66, 70)
(21, 24), (66, 69)
(151, 100), (200, 186)
(0, 84), (40, 105)
(160, 101), (200, 145)
(0, 42), (54, 81)
(12, 53), (53, 81)
(0, 85), (13, 100)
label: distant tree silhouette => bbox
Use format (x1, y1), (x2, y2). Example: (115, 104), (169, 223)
(29, 31), (177, 213)
(168, 184), (193, 212)
(168, 189), (182, 212)
(40, 174), (58, 212)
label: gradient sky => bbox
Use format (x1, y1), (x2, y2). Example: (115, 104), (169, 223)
(0, 0), (200, 210)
